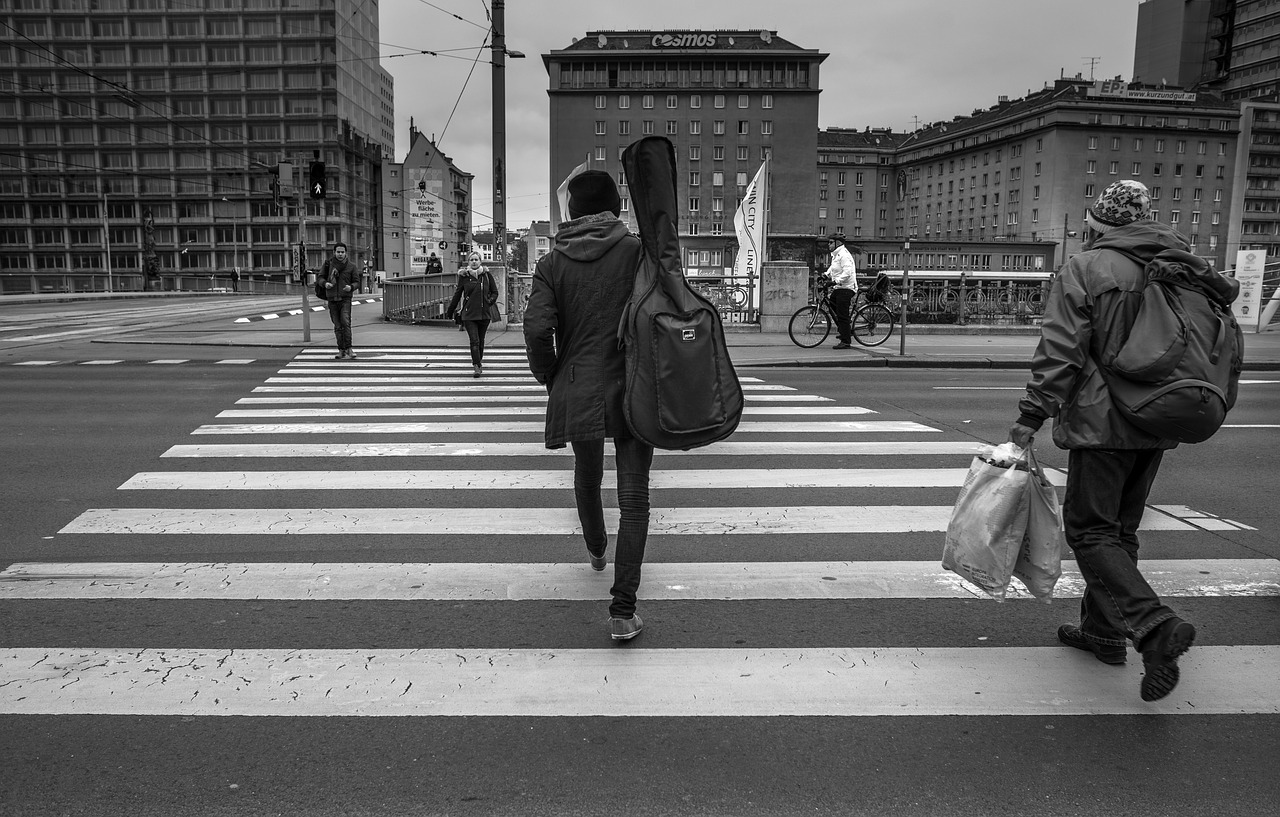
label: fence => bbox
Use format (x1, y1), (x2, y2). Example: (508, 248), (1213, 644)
(381, 272), (456, 323)
(807, 274), (1051, 326)
(0, 273), (293, 296)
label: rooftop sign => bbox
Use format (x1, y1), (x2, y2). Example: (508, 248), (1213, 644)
(1089, 80), (1196, 102)
(651, 33), (718, 48)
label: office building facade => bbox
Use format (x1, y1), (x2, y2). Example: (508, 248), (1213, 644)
(543, 30), (825, 278)
(380, 124), (472, 280)
(0, 0), (391, 293)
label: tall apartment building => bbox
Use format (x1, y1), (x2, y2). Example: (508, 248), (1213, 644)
(380, 123), (472, 280)
(0, 0), (391, 292)
(815, 127), (911, 241)
(543, 30), (825, 278)
(890, 77), (1240, 269)
(1133, 0), (1217, 87)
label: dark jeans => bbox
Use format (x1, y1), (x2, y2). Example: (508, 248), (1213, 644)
(831, 287), (854, 344)
(327, 298), (352, 351)
(462, 319), (490, 366)
(1064, 448), (1177, 650)
(570, 436), (655, 618)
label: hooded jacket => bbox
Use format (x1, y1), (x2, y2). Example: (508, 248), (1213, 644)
(523, 213), (643, 449)
(1017, 219), (1198, 450)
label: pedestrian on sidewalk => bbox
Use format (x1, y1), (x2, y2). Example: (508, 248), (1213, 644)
(523, 170), (652, 642)
(1008, 179), (1196, 702)
(823, 234), (859, 349)
(446, 251), (499, 378)
(319, 241), (360, 359)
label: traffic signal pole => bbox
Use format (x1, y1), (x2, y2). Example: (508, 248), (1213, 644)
(299, 182), (310, 342)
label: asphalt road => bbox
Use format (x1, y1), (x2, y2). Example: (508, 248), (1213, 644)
(1, 347), (1278, 817)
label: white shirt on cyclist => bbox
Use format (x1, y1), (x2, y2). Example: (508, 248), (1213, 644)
(824, 244), (859, 291)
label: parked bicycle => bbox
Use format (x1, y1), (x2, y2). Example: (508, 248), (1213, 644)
(787, 272), (898, 348)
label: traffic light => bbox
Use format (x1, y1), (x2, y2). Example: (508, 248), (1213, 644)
(309, 161), (327, 199)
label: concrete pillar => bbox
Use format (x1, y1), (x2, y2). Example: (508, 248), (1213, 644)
(759, 261), (809, 334)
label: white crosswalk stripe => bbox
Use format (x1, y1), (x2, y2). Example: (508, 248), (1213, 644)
(5, 346), (1276, 724)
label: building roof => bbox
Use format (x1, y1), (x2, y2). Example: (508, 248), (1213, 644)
(547, 30), (823, 58)
(818, 128), (913, 151)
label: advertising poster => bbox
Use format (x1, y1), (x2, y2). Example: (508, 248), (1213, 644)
(1233, 250), (1266, 331)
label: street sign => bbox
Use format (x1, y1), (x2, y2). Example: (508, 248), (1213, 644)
(1233, 250), (1266, 331)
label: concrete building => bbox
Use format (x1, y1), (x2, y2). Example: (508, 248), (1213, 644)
(1133, 0), (1217, 88)
(815, 128), (911, 241)
(543, 29), (825, 279)
(524, 221), (553, 270)
(380, 123), (472, 279)
(0, 0), (391, 293)
(892, 76), (1240, 270)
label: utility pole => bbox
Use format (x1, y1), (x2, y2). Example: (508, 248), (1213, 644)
(102, 191), (113, 293)
(491, 0), (524, 321)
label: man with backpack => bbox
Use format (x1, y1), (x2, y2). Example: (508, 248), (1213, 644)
(1008, 179), (1239, 702)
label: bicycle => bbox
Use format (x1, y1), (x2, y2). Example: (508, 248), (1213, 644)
(787, 273), (897, 348)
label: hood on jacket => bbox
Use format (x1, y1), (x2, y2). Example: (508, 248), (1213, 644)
(1090, 219), (1189, 263)
(1093, 221), (1239, 307)
(552, 213), (632, 263)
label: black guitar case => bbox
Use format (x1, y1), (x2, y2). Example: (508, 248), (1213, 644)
(617, 136), (743, 450)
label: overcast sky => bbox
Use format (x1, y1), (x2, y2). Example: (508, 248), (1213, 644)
(378, 0), (1141, 233)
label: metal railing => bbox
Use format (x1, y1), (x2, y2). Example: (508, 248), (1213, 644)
(0, 273), (293, 296)
(807, 276), (1050, 325)
(689, 274), (759, 324)
(381, 272), (456, 323)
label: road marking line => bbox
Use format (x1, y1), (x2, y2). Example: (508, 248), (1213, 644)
(160, 441), (987, 458)
(12, 361), (59, 366)
(214, 405), (874, 418)
(932, 387), (1025, 390)
(252, 383), (793, 391)
(235, 394), (829, 404)
(3, 646), (1275, 716)
(216, 360), (256, 365)
(147, 359), (189, 365)
(1221, 424), (1280, 428)
(78, 360), (123, 365)
(190, 420), (939, 435)
(58, 505), (1196, 534)
(120, 467), (1055, 491)
(3, 559), (1273, 601)
(262, 376), (769, 384)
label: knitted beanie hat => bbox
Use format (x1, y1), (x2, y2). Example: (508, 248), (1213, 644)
(567, 170), (621, 218)
(1087, 180), (1152, 233)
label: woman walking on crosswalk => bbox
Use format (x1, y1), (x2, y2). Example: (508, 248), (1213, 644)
(445, 251), (500, 378)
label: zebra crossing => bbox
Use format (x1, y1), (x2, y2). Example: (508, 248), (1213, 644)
(2, 346), (1278, 720)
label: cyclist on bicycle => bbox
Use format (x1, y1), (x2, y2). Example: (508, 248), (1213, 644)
(823, 233), (860, 349)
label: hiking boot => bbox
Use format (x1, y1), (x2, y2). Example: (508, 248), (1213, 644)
(610, 614), (643, 642)
(1140, 617), (1196, 702)
(1057, 624), (1127, 665)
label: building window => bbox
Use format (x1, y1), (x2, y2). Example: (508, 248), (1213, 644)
(818, 207), (828, 219)
(1155, 139), (1165, 153)
(689, 120), (701, 135)
(714, 94), (725, 108)
(595, 121), (606, 135)
(1151, 186), (1161, 200)
(1085, 184), (1095, 198)
(666, 121), (678, 135)
(1111, 137), (1121, 150)
(618, 95), (630, 109)
(619, 121), (631, 136)
(761, 121), (773, 135)
(713, 146), (724, 160)
(737, 146), (749, 160)
(1034, 162), (1041, 176)
(714, 120), (725, 135)
(1170, 210), (1180, 224)
(688, 197), (699, 212)
(738, 94), (749, 108)
(689, 145), (700, 161)
(642, 95), (653, 109)
(594, 146), (606, 162)
(1176, 140), (1186, 154)
(762, 94), (773, 109)
(642, 120), (654, 135)
(1132, 162), (1141, 175)
(689, 172), (700, 186)
(594, 95), (606, 109)
(736, 172), (748, 186)
(1133, 138), (1143, 151)
(690, 94), (701, 109)
(666, 94), (677, 109)
(1088, 136), (1098, 150)
(737, 121), (749, 135)
(1108, 161), (1118, 175)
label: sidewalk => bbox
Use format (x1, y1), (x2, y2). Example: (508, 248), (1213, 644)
(10, 291), (1280, 369)
(117, 296), (1280, 370)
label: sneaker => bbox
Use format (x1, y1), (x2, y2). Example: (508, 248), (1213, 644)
(333, 352), (345, 359)
(472, 364), (482, 378)
(345, 350), (358, 360)
(587, 545), (606, 571)
(832, 342), (852, 350)
(1057, 624), (1127, 665)
(1140, 617), (1196, 702)
(610, 614), (643, 641)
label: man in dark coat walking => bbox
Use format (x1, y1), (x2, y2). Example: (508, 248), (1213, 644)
(523, 170), (650, 642)
(319, 241), (360, 359)
(1008, 180), (1221, 702)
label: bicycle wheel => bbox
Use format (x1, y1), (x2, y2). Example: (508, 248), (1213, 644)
(852, 303), (895, 347)
(788, 305), (832, 348)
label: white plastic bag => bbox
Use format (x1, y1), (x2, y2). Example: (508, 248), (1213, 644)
(1011, 447), (1067, 602)
(941, 447), (1031, 601)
